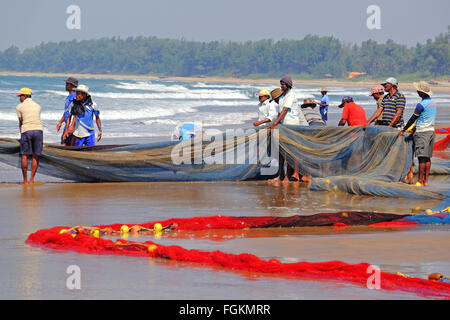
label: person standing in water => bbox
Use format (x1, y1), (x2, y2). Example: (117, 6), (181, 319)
(316, 88), (329, 123)
(15, 88), (43, 184)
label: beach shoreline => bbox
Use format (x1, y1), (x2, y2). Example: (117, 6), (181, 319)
(1, 71), (450, 93)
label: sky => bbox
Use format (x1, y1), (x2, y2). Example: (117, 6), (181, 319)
(1, 0), (449, 51)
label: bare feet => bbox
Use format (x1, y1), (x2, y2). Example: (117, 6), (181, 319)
(21, 181), (28, 185)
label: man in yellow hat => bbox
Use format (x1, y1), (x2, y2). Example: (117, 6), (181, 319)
(253, 89), (277, 127)
(15, 88), (43, 184)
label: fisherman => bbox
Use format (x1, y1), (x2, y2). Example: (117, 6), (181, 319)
(267, 88), (286, 182)
(377, 77), (406, 128)
(398, 81), (437, 187)
(63, 84), (102, 146)
(270, 88), (283, 109)
(338, 96), (367, 126)
(316, 88), (329, 122)
(56, 77), (78, 146)
(269, 76), (309, 129)
(253, 89), (277, 128)
(364, 85), (385, 126)
(301, 99), (326, 126)
(270, 76), (308, 182)
(15, 88), (43, 184)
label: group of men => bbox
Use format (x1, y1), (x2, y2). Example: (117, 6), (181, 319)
(15, 77), (102, 184)
(254, 76), (437, 185)
(15, 74), (437, 186)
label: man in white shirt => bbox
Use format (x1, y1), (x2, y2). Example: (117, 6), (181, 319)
(270, 76), (308, 128)
(253, 89), (277, 127)
(269, 76), (308, 182)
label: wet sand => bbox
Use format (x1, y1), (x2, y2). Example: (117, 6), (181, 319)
(0, 180), (449, 299)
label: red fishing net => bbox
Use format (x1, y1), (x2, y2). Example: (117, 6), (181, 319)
(434, 128), (450, 151)
(25, 212), (450, 299)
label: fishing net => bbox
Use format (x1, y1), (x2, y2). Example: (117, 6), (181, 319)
(278, 126), (449, 200)
(0, 130), (273, 182)
(1, 126), (449, 199)
(26, 211), (450, 299)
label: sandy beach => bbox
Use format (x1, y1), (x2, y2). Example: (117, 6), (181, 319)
(1, 71), (450, 93)
(0, 180), (448, 299)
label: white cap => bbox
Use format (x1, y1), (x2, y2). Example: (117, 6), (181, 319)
(381, 77), (398, 87)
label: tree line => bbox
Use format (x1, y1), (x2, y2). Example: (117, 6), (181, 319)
(0, 27), (448, 79)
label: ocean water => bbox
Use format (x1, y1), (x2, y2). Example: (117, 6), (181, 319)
(1, 74), (449, 144)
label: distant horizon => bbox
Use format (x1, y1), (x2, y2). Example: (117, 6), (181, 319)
(2, 27), (449, 53)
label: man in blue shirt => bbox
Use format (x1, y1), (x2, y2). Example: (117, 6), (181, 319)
(398, 81), (436, 186)
(317, 88), (329, 122)
(63, 84), (102, 147)
(56, 77), (78, 145)
(172, 123), (201, 140)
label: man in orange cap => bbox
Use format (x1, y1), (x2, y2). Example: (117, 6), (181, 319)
(15, 88), (43, 184)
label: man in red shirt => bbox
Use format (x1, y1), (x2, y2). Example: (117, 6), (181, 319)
(338, 96), (367, 126)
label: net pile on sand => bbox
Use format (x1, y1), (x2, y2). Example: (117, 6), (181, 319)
(26, 210), (450, 299)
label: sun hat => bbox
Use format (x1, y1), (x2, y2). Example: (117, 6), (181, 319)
(381, 77), (398, 87)
(301, 98), (317, 108)
(75, 84), (90, 95)
(368, 85), (384, 96)
(413, 81), (433, 96)
(321, 88), (328, 92)
(16, 88), (32, 96)
(257, 89), (271, 97)
(338, 96), (353, 108)
(280, 76), (293, 88)
(65, 77), (79, 87)
(271, 88), (283, 100)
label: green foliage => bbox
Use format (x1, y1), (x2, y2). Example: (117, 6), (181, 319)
(0, 28), (448, 78)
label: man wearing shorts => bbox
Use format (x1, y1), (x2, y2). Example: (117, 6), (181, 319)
(398, 81), (437, 186)
(15, 88), (43, 184)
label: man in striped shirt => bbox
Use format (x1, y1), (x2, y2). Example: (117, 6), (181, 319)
(300, 99), (326, 126)
(379, 77), (406, 128)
